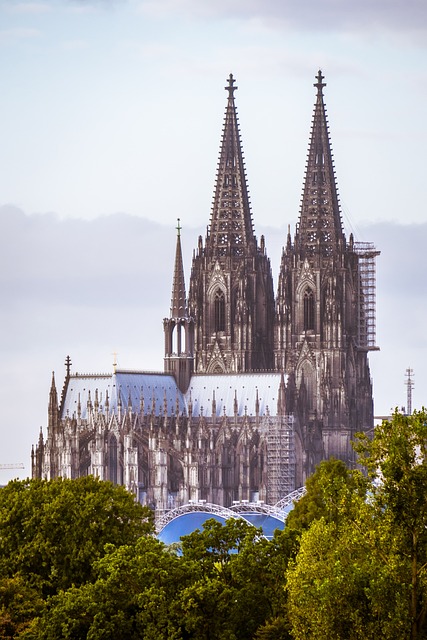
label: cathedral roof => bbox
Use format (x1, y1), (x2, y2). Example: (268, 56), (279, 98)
(60, 371), (186, 420)
(188, 373), (284, 417)
(295, 70), (345, 259)
(205, 73), (256, 259)
(59, 370), (284, 420)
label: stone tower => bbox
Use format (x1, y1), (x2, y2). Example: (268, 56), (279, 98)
(275, 70), (375, 484)
(188, 74), (275, 374)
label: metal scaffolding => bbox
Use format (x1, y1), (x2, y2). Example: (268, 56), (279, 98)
(354, 242), (380, 350)
(266, 415), (295, 503)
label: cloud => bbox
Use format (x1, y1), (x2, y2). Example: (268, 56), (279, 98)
(136, 0), (427, 37)
(0, 27), (41, 42)
(8, 2), (50, 13)
(66, 0), (126, 10)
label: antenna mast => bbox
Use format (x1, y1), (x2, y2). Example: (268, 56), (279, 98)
(405, 367), (414, 415)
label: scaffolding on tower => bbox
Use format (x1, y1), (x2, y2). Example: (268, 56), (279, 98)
(354, 242), (380, 350)
(266, 414), (295, 503)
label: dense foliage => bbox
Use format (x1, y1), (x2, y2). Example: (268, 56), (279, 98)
(2, 410), (427, 638)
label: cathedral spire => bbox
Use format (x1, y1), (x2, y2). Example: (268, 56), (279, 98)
(206, 73), (255, 258)
(164, 221), (194, 392)
(170, 218), (187, 319)
(48, 371), (59, 433)
(296, 70), (345, 260)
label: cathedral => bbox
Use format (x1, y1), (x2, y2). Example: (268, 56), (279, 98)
(32, 71), (379, 513)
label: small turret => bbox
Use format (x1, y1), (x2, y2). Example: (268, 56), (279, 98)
(163, 219), (195, 392)
(48, 372), (59, 433)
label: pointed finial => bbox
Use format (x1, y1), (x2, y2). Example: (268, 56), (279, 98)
(314, 69), (326, 95)
(112, 351), (118, 373)
(176, 218), (182, 238)
(65, 355), (72, 376)
(225, 73), (238, 98)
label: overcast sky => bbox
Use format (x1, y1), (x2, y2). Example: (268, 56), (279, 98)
(0, 0), (426, 482)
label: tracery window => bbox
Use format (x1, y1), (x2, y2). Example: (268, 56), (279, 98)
(214, 289), (225, 332)
(109, 434), (118, 484)
(304, 288), (315, 331)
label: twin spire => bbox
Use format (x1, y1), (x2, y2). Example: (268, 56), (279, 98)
(170, 69), (344, 314)
(206, 72), (255, 258)
(296, 69), (345, 259)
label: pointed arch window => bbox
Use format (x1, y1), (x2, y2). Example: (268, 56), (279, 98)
(304, 288), (315, 331)
(214, 289), (225, 332)
(108, 434), (118, 484)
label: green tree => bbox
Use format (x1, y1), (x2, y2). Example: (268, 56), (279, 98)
(287, 410), (427, 640)
(0, 477), (153, 597)
(286, 457), (363, 532)
(286, 513), (409, 640)
(355, 409), (427, 639)
(178, 517), (293, 639)
(34, 536), (188, 639)
(0, 576), (44, 639)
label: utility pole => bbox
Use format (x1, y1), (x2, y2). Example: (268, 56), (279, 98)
(405, 368), (414, 415)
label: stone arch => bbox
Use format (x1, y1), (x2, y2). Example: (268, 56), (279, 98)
(296, 274), (317, 334)
(108, 433), (118, 484)
(303, 287), (315, 331)
(298, 359), (316, 409)
(214, 289), (225, 332)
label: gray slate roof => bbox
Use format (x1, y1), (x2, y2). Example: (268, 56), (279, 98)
(60, 371), (284, 420)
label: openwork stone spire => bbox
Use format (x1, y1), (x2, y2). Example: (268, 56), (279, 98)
(206, 73), (255, 258)
(170, 218), (187, 319)
(295, 70), (345, 260)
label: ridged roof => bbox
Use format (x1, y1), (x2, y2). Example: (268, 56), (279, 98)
(59, 370), (284, 420)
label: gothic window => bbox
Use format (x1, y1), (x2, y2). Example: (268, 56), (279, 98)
(109, 434), (118, 484)
(301, 363), (314, 407)
(304, 288), (315, 331)
(214, 289), (225, 332)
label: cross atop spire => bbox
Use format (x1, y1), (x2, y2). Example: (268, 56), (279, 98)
(295, 70), (344, 261)
(314, 69), (326, 95)
(225, 73), (238, 98)
(206, 74), (255, 259)
(170, 220), (187, 318)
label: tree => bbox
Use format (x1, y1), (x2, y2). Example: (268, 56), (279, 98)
(34, 536), (188, 639)
(0, 576), (44, 639)
(355, 409), (427, 639)
(0, 477), (153, 597)
(287, 410), (427, 640)
(286, 513), (410, 640)
(178, 517), (293, 639)
(286, 457), (363, 532)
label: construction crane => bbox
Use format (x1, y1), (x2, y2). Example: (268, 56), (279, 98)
(0, 463), (25, 470)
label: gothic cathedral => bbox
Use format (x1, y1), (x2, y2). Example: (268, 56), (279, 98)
(32, 71), (379, 512)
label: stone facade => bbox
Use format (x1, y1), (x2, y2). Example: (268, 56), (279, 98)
(32, 71), (378, 512)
